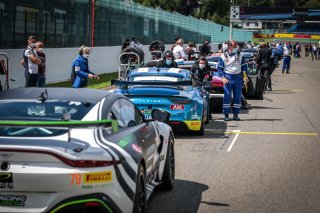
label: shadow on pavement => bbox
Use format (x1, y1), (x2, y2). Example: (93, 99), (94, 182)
(248, 106), (284, 110)
(148, 179), (209, 213)
(174, 119), (228, 139)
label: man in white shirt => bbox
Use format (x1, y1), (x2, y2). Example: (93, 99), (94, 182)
(172, 38), (186, 60)
(23, 35), (41, 87)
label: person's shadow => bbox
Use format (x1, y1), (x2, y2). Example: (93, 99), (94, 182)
(148, 179), (229, 213)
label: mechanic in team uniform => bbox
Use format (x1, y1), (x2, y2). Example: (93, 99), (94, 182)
(190, 56), (211, 86)
(72, 45), (99, 88)
(257, 42), (273, 91)
(156, 51), (178, 68)
(217, 40), (248, 121)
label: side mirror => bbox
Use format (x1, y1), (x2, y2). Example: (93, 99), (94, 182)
(151, 109), (170, 122)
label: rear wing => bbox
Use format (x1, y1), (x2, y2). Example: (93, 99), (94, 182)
(0, 120), (118, 140)
(112, 80), (192, 87)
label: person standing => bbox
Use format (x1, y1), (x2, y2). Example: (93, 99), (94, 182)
(200, 40), (212, 56)
(311, 44), (318, 61)
(217, 40), (248, 121)
(72, 45), (99, 88)
(121, 39), (130, 50)
(282, 43), (291, 74)
(257, 42), (273, 90)
(23, 35), (41, 87)
(172, 38), (186, 60)
(36, 41), (46, 87)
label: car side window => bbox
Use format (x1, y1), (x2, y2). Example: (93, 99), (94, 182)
(108, 99), (144, 128)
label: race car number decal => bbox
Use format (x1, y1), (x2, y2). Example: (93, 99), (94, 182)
(141, 109), (152, 120)
(170, 104), (184, 110)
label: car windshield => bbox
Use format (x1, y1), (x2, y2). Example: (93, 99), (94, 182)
(0, 99), (94, 137)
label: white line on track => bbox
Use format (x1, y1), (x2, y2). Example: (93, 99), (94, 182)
(227, 130), (241, 152)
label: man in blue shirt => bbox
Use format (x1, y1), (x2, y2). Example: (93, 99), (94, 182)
(217, 40), (248, 121)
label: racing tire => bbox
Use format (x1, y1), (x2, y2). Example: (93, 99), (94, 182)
(161, 135), (175, 190)
(121, 47), (144, 64)
(133, 165), (147, 213)
(149, 40), (165, 53)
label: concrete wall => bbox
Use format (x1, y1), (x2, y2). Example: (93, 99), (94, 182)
(0, 43), (220, 89)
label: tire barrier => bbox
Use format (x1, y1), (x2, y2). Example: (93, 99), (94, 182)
(120, 47), (144, 65)
(149, 40), (165, 53)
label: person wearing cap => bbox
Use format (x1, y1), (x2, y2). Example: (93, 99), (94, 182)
(156, 51), (178, 68)
(217, 40), (248, 121)
(72, 45), (99, 88)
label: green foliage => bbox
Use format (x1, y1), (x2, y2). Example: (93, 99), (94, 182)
(132, 0), (319, 25)
(47, 72), (118, 89)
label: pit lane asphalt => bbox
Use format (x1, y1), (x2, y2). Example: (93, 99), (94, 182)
(148, 53), (320, 213)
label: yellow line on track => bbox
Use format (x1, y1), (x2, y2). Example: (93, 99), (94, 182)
(225, 131), (317, 136)
(205, 129), (318, 136)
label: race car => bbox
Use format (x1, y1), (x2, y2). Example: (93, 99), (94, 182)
(0, 87), (175, 213)
(113, 67), (210, 136)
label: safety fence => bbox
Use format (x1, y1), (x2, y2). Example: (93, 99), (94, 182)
(0, 0), (252, 49)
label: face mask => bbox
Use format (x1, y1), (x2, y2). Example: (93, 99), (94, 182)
(31, 43), (36, 48)
(37, 48), (43, 52)
(166, 59), (172, 66)
(199, 64), (205, 69)
(232, 48), (238, 54)
(83, 54), (89, 59)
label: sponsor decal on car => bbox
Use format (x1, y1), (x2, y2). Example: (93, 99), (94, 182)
(84, 171), (112, 184)
(170, 104), (184, 110)
(0, 195), (26, 206)
(0, 172), (13, 189)
(118, 135), (133, 148)
(70, 171), (112, 185)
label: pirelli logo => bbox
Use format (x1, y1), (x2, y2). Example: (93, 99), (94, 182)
(84, 171), (112, 184)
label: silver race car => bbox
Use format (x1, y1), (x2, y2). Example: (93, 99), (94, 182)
(0, 88), (175, 213)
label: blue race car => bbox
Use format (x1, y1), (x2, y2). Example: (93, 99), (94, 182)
(113, 67), (210, 136)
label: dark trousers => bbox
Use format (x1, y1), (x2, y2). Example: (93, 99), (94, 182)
(26, 74), (38, 87)
(260, 63), (273, 90)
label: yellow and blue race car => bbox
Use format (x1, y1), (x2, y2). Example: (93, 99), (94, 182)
(113, 67), (210, 136)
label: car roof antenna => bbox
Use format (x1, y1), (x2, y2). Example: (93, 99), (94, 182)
(37, 89), (48, 103)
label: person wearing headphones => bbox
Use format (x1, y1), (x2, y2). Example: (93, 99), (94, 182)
(156, 51), (178, 68)
(72, 45), (99, 88)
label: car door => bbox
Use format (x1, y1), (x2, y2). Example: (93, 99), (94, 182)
(105, 98), (159, 170)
